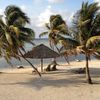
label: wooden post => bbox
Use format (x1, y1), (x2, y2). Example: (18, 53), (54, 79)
(41, 59), (43, 72)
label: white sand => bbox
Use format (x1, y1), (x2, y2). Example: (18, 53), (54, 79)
(0, 59), (100, 100)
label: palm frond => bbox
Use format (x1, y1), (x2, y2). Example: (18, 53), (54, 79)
(78, 19), (91, 27)
(5, 5), (30, 25)
(86, 36), (100, 49)
(39, 32), (48, 38)
(45, 23), (50, 30)
(9, 25), (20, 37)
(57, 34), (79, 48)
(56, 23), (68, 34)
(5, 32), (13, 45)
(19, 27), (35, 39)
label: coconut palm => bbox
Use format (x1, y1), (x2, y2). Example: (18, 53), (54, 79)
(72, 2), (100, 84)
(39, 15), (68, 48)
(0, 5), (41, 76)
(39, 14), (77, 64)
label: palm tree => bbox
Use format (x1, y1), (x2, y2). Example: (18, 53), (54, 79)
(39, 15), (74, 64)
(39, 15), (68, 48)
(72, 2), (100, 84)
(0, 5), (41, 76)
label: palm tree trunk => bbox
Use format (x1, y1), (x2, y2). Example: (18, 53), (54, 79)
(18, 49), (41, 77)
(85, 53), (92, 84)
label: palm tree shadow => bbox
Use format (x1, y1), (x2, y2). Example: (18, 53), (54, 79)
(0, 68), (100, 90)
(0, 72), (86, 90)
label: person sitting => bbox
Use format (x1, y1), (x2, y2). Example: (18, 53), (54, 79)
(51, 60), (58, 71)
(45, 64), (51, 71)
(45, 58), (58, 71)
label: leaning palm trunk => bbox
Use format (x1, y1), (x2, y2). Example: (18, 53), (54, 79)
(18, 49), (41, 77)
(85, 52), (92, 84)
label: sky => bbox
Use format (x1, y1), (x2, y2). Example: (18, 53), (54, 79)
(0, 0), (99, 38)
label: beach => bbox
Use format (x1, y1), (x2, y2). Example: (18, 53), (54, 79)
(0, 59), (100, 100)
(0, 0), (100, 100)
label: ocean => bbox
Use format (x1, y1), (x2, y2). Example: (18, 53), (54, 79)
(0, 38), (89, 69)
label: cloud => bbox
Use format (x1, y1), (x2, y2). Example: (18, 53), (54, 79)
(35, 5), (73, 28)
(32, 0), (42, 3)
(47, 0), (64, 3)
(32, 0), (63, 4)
(20, 5), (27, 12)
(94, 0), (100, 12)
(58, 10), (74, 24)
(0, 9), (3, 15)
(20, 5), (28, 13)
(28, 5), (74, 37)
(0, 8), (6, 24)
(94, 0), (100, 5)
(36, 5), (53, 27)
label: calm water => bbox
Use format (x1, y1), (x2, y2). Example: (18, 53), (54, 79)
(0, 38), (87, 69)
(25, 38), (50, 51)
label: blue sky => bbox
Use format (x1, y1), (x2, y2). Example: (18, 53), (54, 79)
(0, 0), (99, 38)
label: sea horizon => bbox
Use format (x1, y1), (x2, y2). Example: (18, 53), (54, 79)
(0, 38), (95, 69)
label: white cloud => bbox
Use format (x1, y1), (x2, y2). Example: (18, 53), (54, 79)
(28, 5), (74, 37)
(32, 0), (42, 3)
(0, 9), (3, 15)
(26, 15), (46, 38)
(36, 5), (53, 27)
(94, 0), (100, 6)
(0, 9), (6, 24)
(68, 12), (75, 23)
(35, 5), (73, 28)
(20, 5), (27, 12)
(47, 0), (64, 3)
(58, 10), (74, 24)
(18, 4), (74, 38)
(94, 0), (100, 12)
(32, 0), (63, 4)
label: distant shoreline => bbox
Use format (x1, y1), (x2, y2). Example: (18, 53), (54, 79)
(34, 38), (48, 40)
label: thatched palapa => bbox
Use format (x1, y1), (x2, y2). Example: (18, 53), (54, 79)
(24, 44), (59, 72)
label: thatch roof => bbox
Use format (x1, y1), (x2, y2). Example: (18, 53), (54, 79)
(24, 44), (59, 59)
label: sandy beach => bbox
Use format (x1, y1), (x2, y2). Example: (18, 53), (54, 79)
(0, 59), (100, 100)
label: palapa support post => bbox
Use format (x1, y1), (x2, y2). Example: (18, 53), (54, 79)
(41, 59), (43, 72)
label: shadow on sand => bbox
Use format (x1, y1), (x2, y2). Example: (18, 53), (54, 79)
(0, 68), (100, 90)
